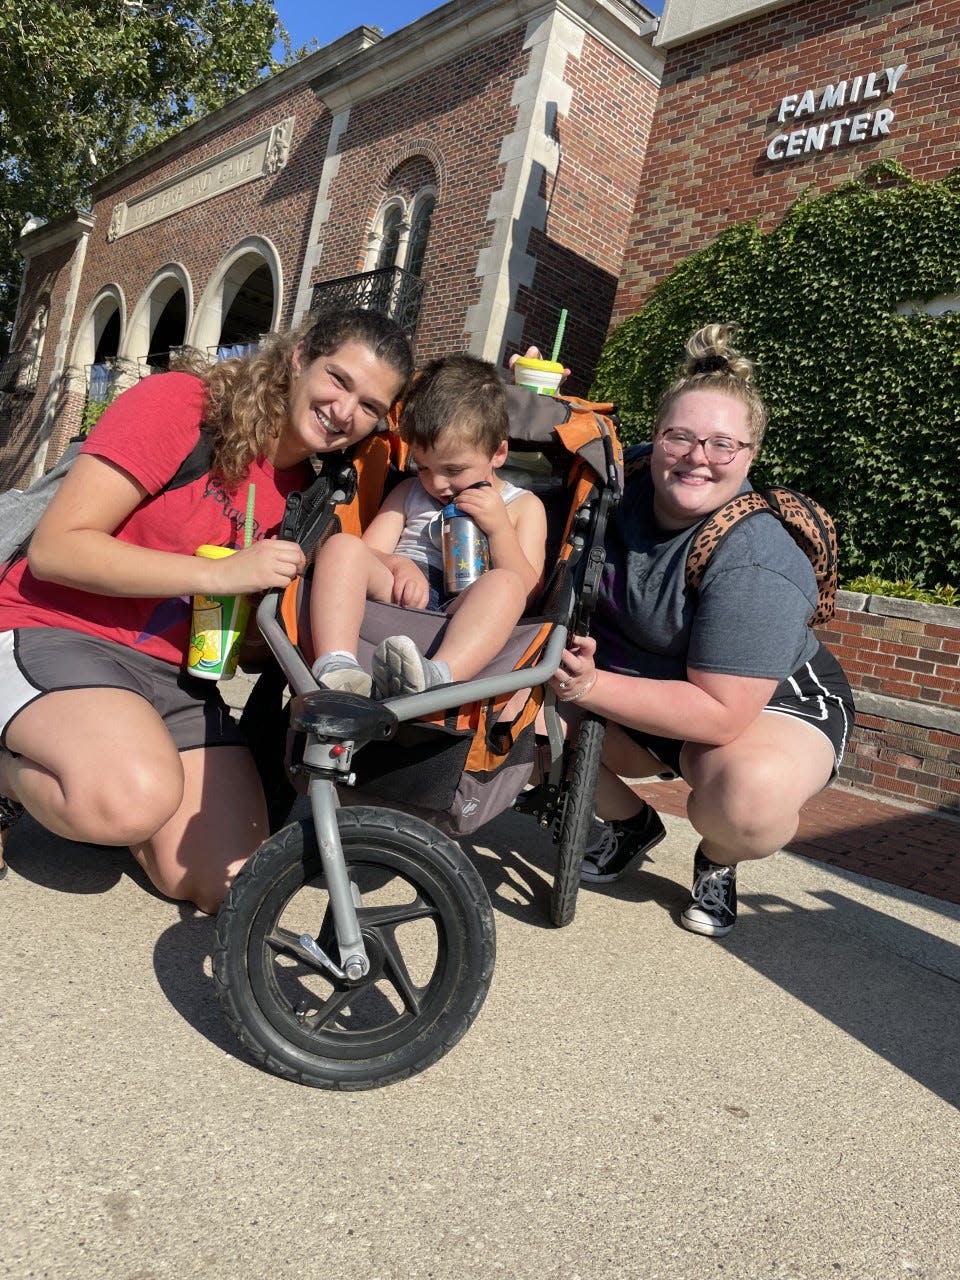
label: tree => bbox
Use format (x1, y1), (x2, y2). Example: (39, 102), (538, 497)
(0, 0), (300, 351)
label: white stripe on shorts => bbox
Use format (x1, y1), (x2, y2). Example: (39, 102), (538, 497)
(0, 630), (46, 745)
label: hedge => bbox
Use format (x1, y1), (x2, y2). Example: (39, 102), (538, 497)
(592, 161), (960, 589)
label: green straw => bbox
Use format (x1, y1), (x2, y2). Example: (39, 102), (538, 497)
(244, 483), (256, 548)
(550, 308), (568, 364)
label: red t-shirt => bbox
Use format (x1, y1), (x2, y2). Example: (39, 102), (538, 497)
(0, 372), (310, 666)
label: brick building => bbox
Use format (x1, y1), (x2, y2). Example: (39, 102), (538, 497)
(0, 0), (661, 489)
(614, 0), (959, 318)
(1, 0), (956, 815)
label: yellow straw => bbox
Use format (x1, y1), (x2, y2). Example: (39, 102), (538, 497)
(244, 483), (256, 548)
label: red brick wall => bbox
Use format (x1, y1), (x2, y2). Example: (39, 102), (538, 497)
(514, 34), (659, 393)
(615, 0), (960, 319)
(82, 81), (329, 340)
(817, 591), (960, 814)
(316, 28), (528, 363)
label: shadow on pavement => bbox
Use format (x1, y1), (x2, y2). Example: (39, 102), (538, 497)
(4, 814), (151, 897)
(725, 886), (960, 1110)
(151, 908), (249, 1059)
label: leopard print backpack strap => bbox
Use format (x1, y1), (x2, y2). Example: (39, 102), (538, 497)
(764, 486), (839, 626)
(685, 492), (772, 593)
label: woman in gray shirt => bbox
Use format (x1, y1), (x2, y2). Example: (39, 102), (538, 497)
(553, 324), (853, 937)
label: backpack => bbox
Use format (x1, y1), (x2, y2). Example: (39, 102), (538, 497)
(624, 445), (838, 626)
(0, 430), (215, 578)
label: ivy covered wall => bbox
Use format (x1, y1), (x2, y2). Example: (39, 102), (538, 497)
(591, 163), (960, 589)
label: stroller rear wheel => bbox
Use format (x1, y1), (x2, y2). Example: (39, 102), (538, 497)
(550, 712), (606, 927)
(213, 806), (496, 1089)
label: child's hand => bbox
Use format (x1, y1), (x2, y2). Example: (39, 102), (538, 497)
(390, 557), (430, 608)
(451, 483), (510, 538)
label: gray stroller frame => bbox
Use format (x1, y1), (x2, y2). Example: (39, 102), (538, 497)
(213, 390), (621, 1090)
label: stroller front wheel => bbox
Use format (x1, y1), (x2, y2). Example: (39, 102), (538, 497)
(213, 806), (496, 1089)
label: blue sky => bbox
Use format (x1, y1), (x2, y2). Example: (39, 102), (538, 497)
(273, 0), (663, 54)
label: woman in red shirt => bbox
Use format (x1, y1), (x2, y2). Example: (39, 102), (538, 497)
(0, 309), (412, 910)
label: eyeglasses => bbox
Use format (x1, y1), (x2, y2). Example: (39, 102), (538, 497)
(656, 428), (754, 466)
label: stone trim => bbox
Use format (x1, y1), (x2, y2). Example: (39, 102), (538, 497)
(108, 118), (295, 242)
(292, 110), (351, 327)
(310, 0), (662, 112)
(464, 9), (582, 362)
(655, 0), (793, 49)
(836, 588), (960, 631)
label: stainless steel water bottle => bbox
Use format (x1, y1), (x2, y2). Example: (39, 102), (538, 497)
(441, 502), (490, 594)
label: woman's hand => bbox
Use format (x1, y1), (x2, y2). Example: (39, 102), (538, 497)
(551, 633), (598, 703)
(508, 346), (572, 383)
(208, 539), (306, 595)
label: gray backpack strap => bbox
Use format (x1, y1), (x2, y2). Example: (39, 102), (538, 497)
(0, 440), (84, 565)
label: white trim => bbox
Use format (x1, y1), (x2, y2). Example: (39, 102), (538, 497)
(464, 9), (582, 363)
(292, 109), (350, 326)
(655, 0), (793, 49)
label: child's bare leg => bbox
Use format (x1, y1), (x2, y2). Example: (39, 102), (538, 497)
(309, 532), (394, 654)
(434, 568), (527, 678)
(372, 569), (527, 697)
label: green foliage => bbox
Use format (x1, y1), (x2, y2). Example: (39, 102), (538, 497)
(844, 576), (957, 607)
(0, 1), (300, 350)
(593, 162), (960, 589)
(79, 396), (114, 438)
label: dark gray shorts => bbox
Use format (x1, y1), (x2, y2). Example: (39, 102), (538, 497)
(0, 628), (247, 752)
(622, 644), (855, 779)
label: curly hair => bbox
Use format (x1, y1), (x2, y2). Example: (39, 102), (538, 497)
(173, 309), (414, 489)
(655, 323), (768, 449)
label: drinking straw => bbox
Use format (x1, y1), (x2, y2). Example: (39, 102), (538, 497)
(244, 483), (256, 548)
(550, 308), (568, 364)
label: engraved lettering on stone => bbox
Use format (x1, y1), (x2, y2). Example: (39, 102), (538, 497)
(109, 117), (296, 237)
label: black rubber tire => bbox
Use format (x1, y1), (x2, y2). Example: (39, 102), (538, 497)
(213, 806), (496, 1090)
(550, 712), (606, 928)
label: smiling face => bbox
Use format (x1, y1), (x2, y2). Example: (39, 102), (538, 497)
(410, 429), (509, 504)
(273, 337), (406, 467)
(651, 388), (757, 530)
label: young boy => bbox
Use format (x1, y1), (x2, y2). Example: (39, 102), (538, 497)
(308, 353), (548, 698)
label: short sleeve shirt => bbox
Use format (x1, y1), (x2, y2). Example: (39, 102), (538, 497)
(592, 470), (821, 682)
(0, 372), (310, 665)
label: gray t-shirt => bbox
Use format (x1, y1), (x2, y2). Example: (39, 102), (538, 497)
(592, 470), (820, 682)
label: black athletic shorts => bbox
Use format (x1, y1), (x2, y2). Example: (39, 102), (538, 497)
(621, 644), (854, 779)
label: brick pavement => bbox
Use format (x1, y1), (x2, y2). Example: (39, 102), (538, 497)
(638, 777), (960, 907)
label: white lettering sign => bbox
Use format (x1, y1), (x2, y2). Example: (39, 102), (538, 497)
(767, 64), (905, 162)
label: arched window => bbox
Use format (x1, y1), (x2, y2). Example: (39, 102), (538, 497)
(19, 303), (49, 389)
(405, 194), (434, 280)
(375, 205), (404, 271)
(365, 178), (436, 331)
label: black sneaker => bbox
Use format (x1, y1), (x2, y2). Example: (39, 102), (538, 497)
(580, 803), (666, 884)
(0, 793), (25, 881)
(680, 846), (737, 937)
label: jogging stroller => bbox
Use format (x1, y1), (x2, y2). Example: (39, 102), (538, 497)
(213, 385), (623, 1090)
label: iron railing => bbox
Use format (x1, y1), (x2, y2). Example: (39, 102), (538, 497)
(0, 351), (37, 394)
(311, 267), (426, 335)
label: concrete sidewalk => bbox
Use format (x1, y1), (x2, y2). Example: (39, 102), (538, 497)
(3, 792), (960, 1278)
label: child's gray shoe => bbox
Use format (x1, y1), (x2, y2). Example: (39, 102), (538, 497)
(311, 654), (373, 698)
(372, 635), (450, 697)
